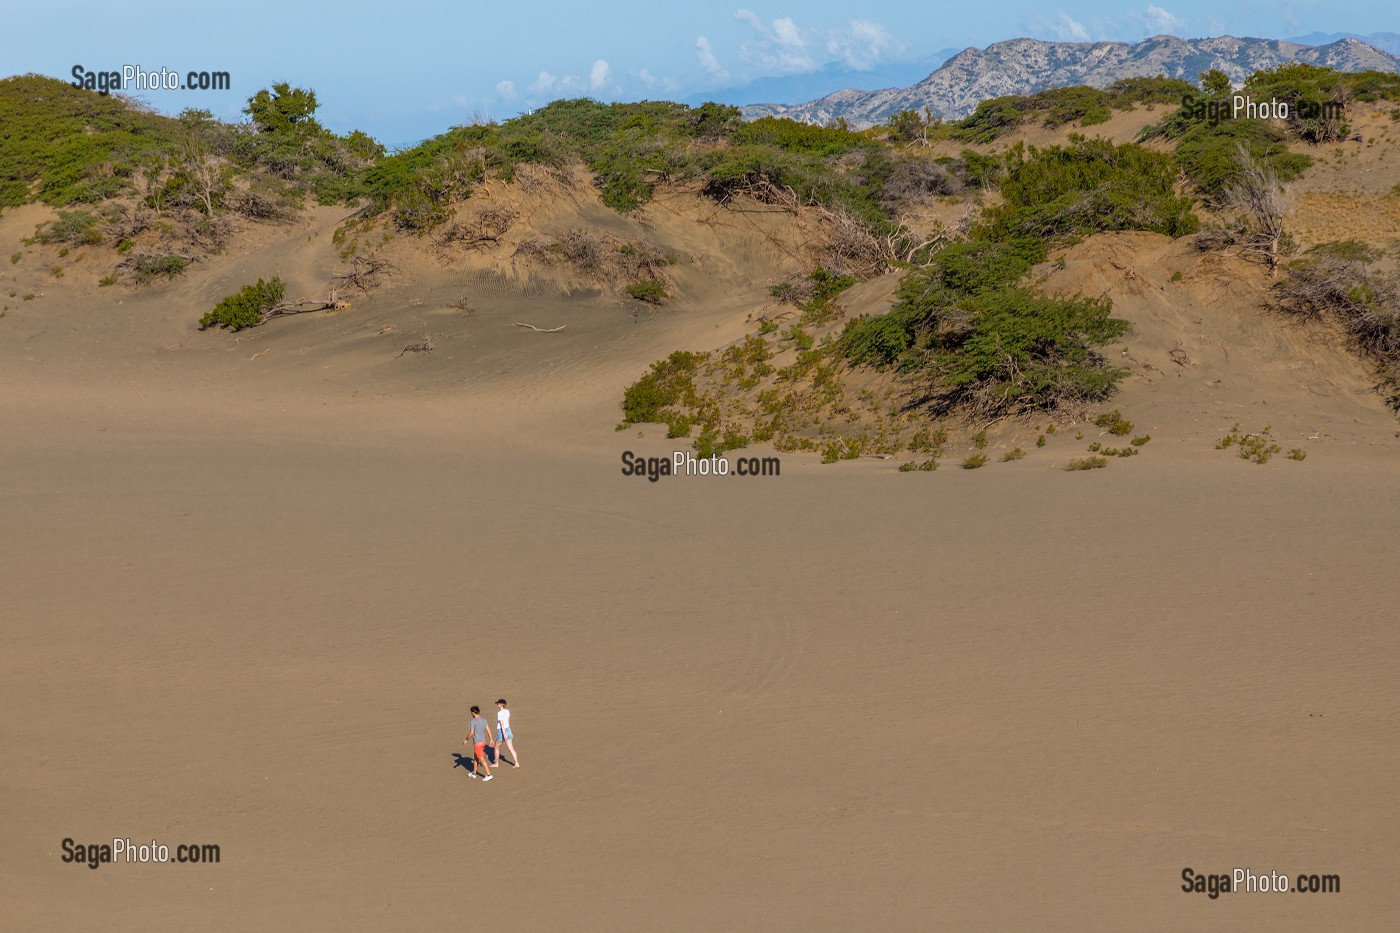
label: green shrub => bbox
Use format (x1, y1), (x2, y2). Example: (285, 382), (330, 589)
(1066, 456), (1108, 470)
(620, 350), (706, 423)
(199, 276), (286, 330)
(666, 414), (693, 438)
(1287, 448), (1307, 461)
(625, 278), (668, 303)
(36, 210), (102, 246)
(983, 137), (1199, 240)
(1131, 434), (1151, 446)
(926, 289), (1129, 417)
(839, 308), (917, 367)
(130, 254), (190, 283)
(1171, 119), (1312, 200)
(1000, 448), (1026, 461)
(960, 453), (988, 469)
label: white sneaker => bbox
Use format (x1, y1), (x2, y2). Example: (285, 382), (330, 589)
(468, 772), (477, 779)
(482, 775), (493, 782)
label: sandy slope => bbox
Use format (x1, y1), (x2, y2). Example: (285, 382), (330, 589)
(2, 175), (1399, 930)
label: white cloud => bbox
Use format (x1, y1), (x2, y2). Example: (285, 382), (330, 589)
(495, 80), (516, 100)
(695, 36), (729, 79)
(734, 9), (815, 73)
(772, 17), (804, 50)
(529, 71), (555, 95)
(528, 69), (589, 97)
(1141, 4), (1185, 35)
(589, 59), (612, 92)
(635, 67), (678, 93)
(826, 18), (904, 70)
(1050, 12), (1092, 42)
(733, 9), (764, 32)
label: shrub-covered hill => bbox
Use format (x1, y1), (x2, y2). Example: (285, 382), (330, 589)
(0, 75), (380, 213)
(4, 65), (1397, 462)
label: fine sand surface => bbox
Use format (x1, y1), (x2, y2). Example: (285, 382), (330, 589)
(3, 196), (1400, 930)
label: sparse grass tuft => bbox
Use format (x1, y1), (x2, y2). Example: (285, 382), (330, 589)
(1066, 456), (1108, 470)
(1287, 448), (1307, 461)
(898, 458), (939, 472)
(1000, 448), (1026, 461)
(1216, 424), (1282, 463)
(961, 453), (988, 469)
(1095, 409), (1134, 435)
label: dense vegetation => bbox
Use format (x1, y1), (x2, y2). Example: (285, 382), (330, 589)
(1141, 65), (1400, 199)
(361, 99), (998, 233)
(0, 76), (378, 215)
(940, 76), (1196, 144)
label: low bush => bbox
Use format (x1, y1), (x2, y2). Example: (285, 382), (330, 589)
(982, 137), (1199, 240)
(1273, 242), (1400, 407)
(199, 276), (285, 330)
(626, 278), (668, 303)
(129, 254), (190, 283)
(36, 210), (102, 246)
(1095, 409), (1134, 435)
(620, 350), (706, 424)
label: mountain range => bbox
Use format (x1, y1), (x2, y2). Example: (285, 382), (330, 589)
(741, 35), (1400, 128)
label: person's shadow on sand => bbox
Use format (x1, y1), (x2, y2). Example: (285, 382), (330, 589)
(452, 752), (477, 776)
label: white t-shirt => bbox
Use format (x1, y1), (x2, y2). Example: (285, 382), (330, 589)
(497, 708), (511, 731)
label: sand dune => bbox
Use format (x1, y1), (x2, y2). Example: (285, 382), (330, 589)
(3, 155), (1399, 930)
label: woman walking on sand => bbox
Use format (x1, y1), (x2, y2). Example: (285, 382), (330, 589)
(495, 699), (520, 768)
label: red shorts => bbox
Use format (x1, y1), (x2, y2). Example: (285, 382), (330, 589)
(474, 742), (488, 759)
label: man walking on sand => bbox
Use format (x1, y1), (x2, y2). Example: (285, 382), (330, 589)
(465, 706), (494, 781)
(495, 699), (520, 768)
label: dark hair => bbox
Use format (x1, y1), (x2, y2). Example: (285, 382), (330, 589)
(470, 705), (480, 714)
(497, 698), (507, 706)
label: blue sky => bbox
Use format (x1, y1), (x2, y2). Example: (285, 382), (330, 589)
(6, 1), (1394, 146)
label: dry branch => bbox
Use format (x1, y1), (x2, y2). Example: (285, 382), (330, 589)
(334, 255), (394, 291)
